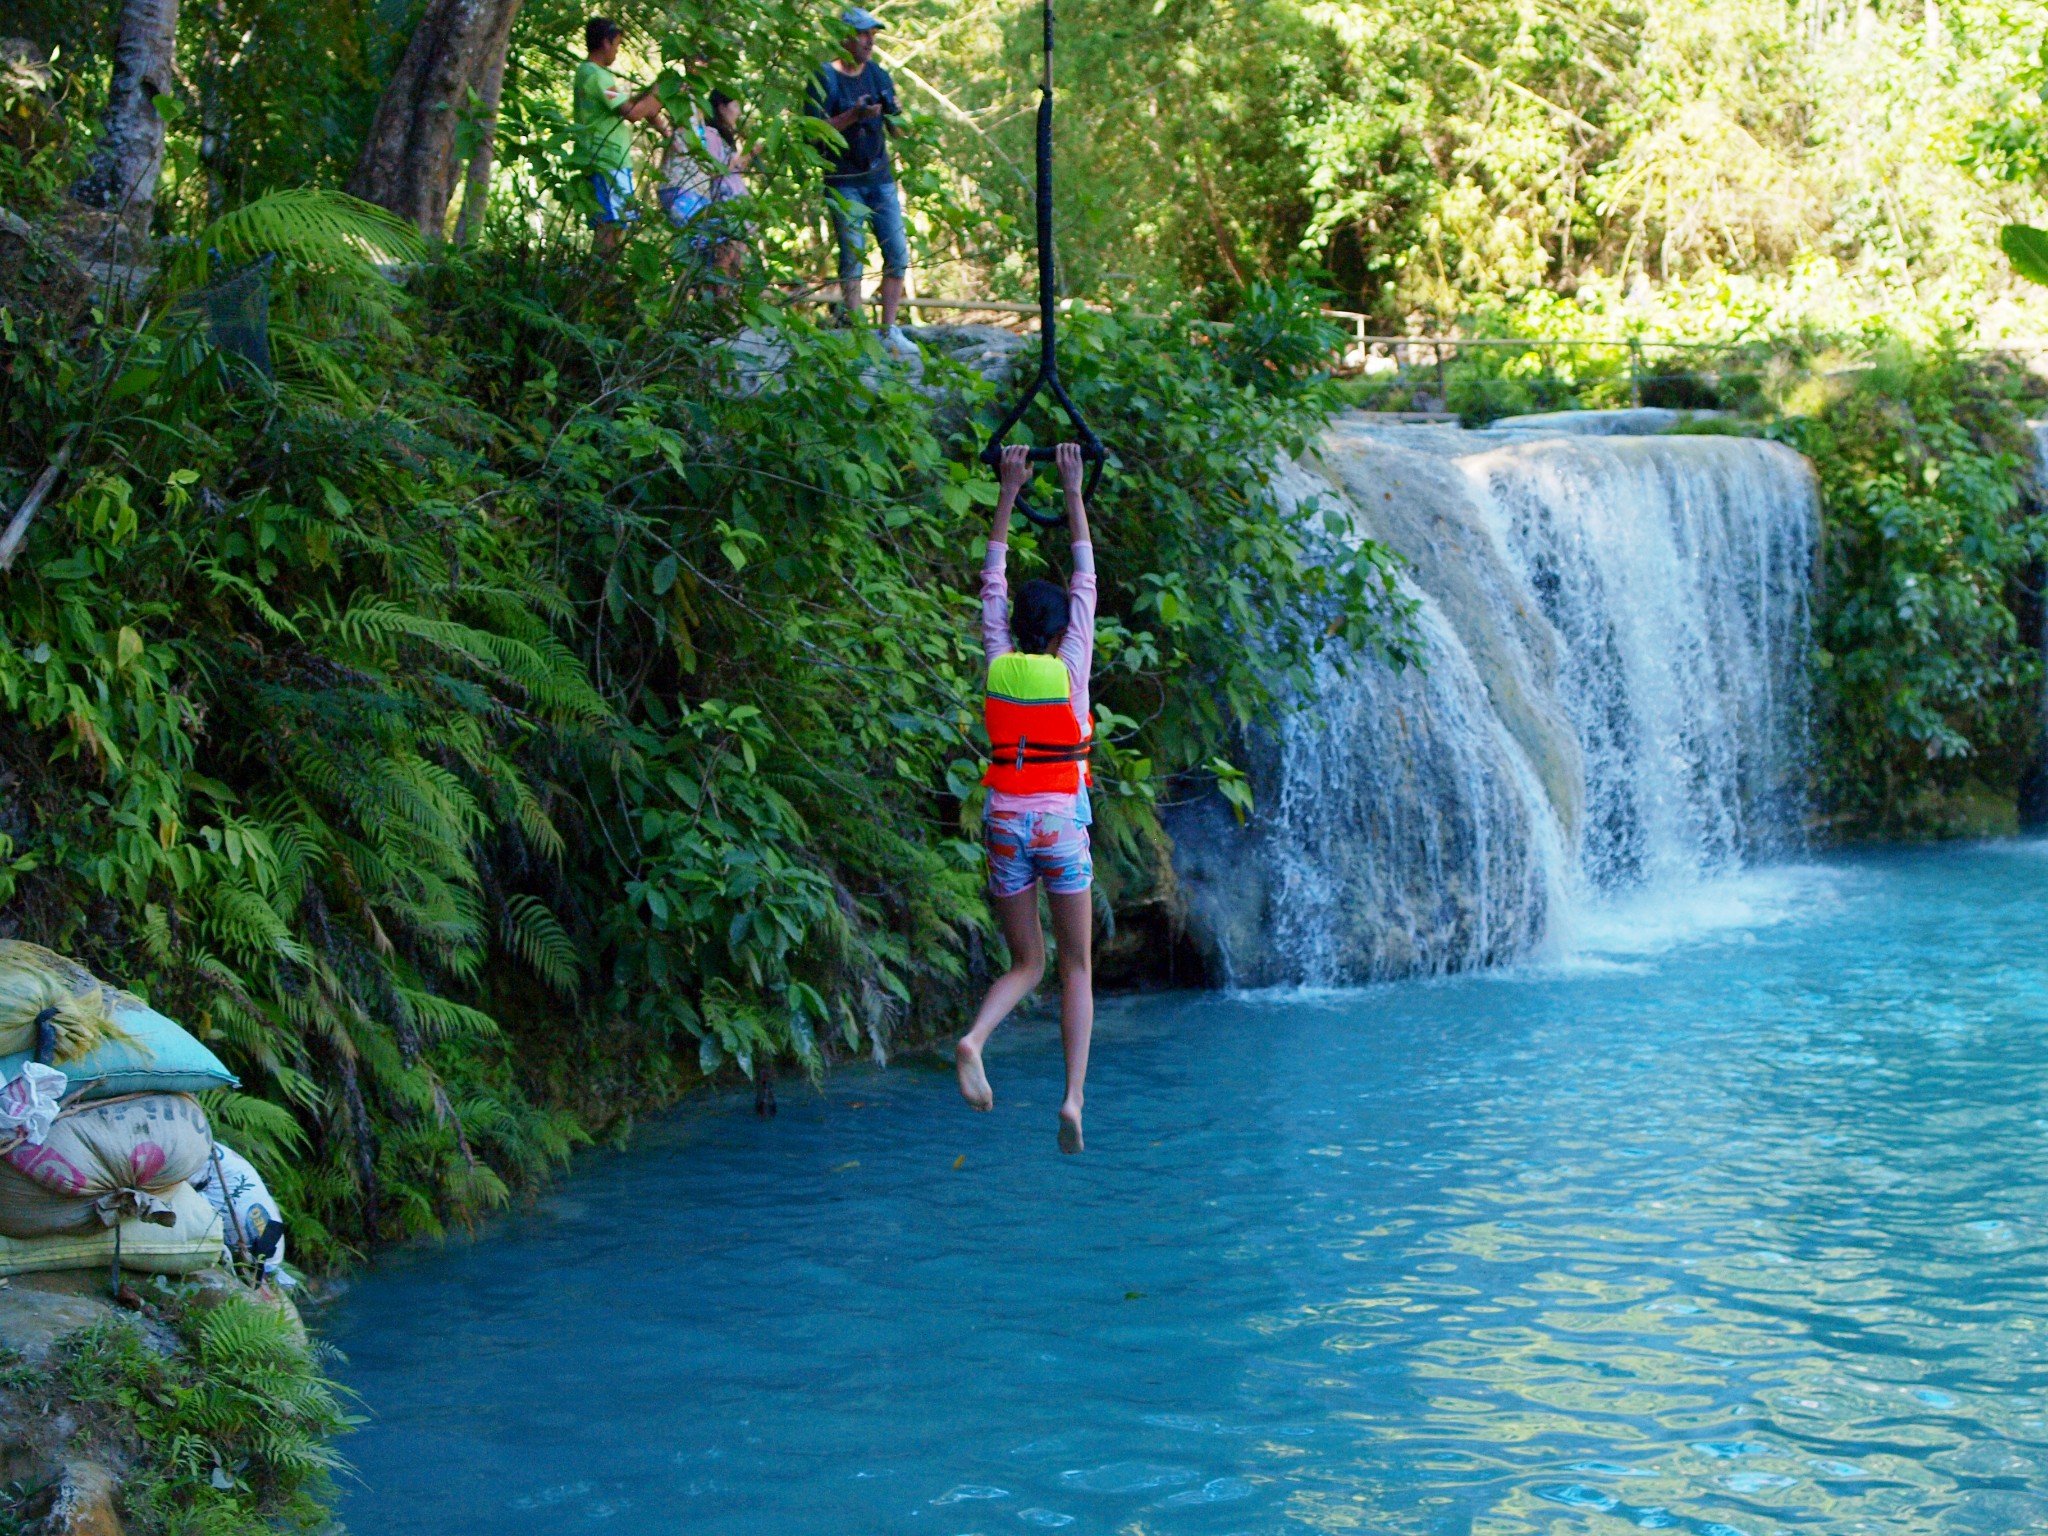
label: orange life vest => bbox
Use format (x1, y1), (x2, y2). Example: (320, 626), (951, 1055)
(982, 651), (1092, 795)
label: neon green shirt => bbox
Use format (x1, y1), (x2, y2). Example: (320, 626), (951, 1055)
(573, 61), (634, 173)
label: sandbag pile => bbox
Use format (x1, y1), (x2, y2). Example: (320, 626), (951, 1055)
(0, 942), (247, 1279)
(0, 941), (242, 1097)
(0, 1093), (215, 1235)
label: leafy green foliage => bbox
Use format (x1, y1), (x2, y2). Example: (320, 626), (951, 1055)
(1771, 348), (2048, 833)
(880, 0), (2048, 326)
(0, 194), (1405, 1255)
(2001, 223), (2048, 285)
(54, 1290), (353, 1535)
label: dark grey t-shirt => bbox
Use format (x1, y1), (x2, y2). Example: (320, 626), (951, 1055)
(807, 61), (900, 187)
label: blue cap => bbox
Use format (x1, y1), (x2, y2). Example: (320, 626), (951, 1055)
(840, 6), (885, 29)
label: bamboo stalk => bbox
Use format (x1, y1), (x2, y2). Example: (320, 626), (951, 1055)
(0, 429), (79, 573)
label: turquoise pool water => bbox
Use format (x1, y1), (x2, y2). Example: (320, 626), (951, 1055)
(326, 845), (2048, 1534)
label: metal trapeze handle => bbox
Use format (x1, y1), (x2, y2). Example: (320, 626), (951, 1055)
(978, 0), (1107, 530)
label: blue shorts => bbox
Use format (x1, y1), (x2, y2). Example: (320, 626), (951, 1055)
(827, 179), (909, 280)
(589, 167), (638, 227)
(659, 188), (742, 251)
(985, 811), (1093, 899)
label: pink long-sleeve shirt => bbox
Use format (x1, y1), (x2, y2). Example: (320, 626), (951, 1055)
(981, 538), (1096, 818)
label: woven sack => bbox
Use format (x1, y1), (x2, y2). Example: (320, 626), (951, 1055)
(0, 1181), (224, 1278)
(0, 1093), (213, 1238)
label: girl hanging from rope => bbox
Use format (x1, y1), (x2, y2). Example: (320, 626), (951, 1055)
(956, 442), (1097, 1155)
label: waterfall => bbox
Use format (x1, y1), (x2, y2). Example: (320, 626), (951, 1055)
(1169, 415), (1819, 987)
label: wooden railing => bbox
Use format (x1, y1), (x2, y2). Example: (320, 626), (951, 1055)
(783, 287), (2048, 407)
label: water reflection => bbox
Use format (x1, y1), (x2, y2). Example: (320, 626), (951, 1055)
(329, 846), (2048, 1535)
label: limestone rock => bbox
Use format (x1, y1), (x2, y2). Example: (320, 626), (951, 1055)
(716, 326), (930, 396)
(39, 1460), (123, 1536)
(1489, 406), (1727, 435)
(904, 323), (1025, 385)
(0, 1275), (119, 1366)
(1167, 417), (1817, 987)
(1316, 419), (1585, 838)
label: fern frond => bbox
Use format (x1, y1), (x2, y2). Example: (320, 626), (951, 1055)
(502, 893), (581, 994)
(391, 986), (504, 1045)
(335, 600), (608, 722)
(181, 189), (427, 290)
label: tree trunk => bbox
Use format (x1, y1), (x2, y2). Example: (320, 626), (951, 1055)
(450, 15), (515, 245)
(73, 0), (180, 235)
(349, 0), (523, 237)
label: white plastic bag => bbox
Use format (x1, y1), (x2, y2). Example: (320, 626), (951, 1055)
(0, 1062), (66, 1147)
(192, 1142), (289, 1282)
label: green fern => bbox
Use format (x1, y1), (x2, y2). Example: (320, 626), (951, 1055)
(171, 188), (427, 292)
(52, 1290), (354, 1535)
(503, 894), (582, 993)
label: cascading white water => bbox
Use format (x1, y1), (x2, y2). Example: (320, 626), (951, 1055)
(1168, 416), (1819, 987)
(1470, 434), (1817, 891)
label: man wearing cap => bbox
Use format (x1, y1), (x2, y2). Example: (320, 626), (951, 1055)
(807, 8), (916, 356)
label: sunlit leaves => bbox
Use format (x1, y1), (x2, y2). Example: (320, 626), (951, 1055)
(1999, 222), (2048, 285)
(1770, 347), (2048, 832)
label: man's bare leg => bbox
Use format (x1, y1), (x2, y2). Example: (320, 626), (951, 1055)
(840, 275), (864, 325)
(1047, 889), (1093, 1153)
(879, 273), (904, 331)
(957, 888), (1045, 1110)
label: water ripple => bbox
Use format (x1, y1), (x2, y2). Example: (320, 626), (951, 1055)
(329, 846), (2048, 1536)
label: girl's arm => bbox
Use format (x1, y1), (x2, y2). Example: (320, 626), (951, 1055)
(990, 443), (1029, 545)
(982, 445), (1032, 663)
(1054, 441), (1090, 545)
(1051, 442), (1098, 692)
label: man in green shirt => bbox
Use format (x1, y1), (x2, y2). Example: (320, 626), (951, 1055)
(574, 17), (663, 253)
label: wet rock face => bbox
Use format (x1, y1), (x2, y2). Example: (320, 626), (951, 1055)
(1167, 567), (1556, 989)
(1167, 417), (1817, 988)
(1317, 421), (1585, 842)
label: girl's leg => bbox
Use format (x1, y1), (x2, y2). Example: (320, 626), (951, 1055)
(956, 887), (1045, 1110)
(1047, 889), (1094, 1153)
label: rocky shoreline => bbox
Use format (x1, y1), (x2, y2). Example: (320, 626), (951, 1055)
(0, 1268), (328, 1535)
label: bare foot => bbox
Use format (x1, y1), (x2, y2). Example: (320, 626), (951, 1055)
(1058, 1105), (1084, 1155)
(955, 1039), (993, 1111)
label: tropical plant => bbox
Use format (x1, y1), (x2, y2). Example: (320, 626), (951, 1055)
(1772, 346), (2048, 833)
(0, 187), (1408, 1255)
(54, 1291), (354, 1534)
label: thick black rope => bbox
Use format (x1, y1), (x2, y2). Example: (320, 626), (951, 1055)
(978, 0), (1106, 529)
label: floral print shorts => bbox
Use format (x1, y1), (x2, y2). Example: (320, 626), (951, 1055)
(984, 811), (1093, 899)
